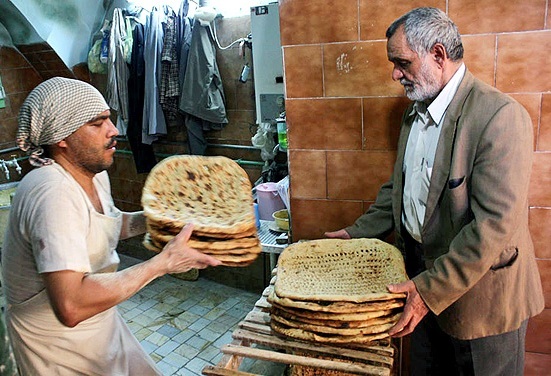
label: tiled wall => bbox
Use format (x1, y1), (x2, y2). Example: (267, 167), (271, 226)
(0, 15), (269, 293)
(0, 45), (52, 183)
(280, 0), (551, 373)
(0, 43), (96, 183)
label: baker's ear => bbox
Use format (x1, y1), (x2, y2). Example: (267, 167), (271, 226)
(57, 139), (68, 148)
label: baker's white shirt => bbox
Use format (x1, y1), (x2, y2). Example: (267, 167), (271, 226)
(402, 63), (466, 243)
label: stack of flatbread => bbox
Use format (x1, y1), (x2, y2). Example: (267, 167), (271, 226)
(141, 155), (262, 267)
(269, 238), (408, 345)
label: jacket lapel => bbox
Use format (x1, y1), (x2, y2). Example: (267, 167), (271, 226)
(422, 70), (475, 231)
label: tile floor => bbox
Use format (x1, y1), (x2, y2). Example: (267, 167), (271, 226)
(118, 254), (287, 376)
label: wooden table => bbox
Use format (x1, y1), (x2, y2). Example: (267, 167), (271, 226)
(203, 272), (401, 376)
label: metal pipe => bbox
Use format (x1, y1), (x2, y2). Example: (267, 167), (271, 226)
(114, 137), (261, 151)
(114, 150), (265, 167)
(207, 143), (261, 151)
(0, 146), (20, 155)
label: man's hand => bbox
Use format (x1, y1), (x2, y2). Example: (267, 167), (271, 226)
(387, 280), (429, 337)
(161, 224), (222, 274)
(324, 229), (351, 239)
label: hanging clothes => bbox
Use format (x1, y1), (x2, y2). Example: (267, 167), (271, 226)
(127, 21), (157, 173)
(142, 7), (167, 145)
(177, 0), (192, 102)
(106, 8), (131, 135)
(159, 10), (180, 121)
(179, 18), (228, 155)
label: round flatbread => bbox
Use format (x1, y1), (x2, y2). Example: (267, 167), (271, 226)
(270, 302), (399, 322)
(148, 226), (261, 251)
(147, 219), (258, 239)
(270, 320), (390, 344)
(270, 307), (401, 329)
(275, 238), (408, 302)
(142, 155), (256, 235)
(270, 312), (400, 335)
(268, 290), (405, 313)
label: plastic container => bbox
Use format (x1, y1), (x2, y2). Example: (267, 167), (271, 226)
(256, 182), (286, 220)
(276, 118), (287, 151)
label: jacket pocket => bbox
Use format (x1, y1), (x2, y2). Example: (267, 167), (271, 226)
(448, 176), (465, 189)
(448, 176), (469, 231)
(490, 247), (518, 270)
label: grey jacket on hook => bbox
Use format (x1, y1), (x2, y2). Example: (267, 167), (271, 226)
(179, 18), (228, 125)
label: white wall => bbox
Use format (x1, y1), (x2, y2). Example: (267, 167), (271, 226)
(9, 0), (106, 68)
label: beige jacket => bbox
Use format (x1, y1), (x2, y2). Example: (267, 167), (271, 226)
(346, 70), (544, 340)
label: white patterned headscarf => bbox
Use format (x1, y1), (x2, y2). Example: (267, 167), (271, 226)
(17, 77), (110, 167)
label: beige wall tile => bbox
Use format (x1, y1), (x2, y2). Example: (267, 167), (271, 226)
(327, 150), (396, 200)
(496, 31), (551, 93)
(323, 41), (402, 97)
(286, 98), (362, 150)
(279, 0), (358, 45)
(283, 45), (323, 98)
(363, 97), (410, 150)
(288, 150), (327, 199)
(510, 94), (542, 151)
(462, 34), (496, 87)
(529, 152), (551, 206)
(538, 93), (551, 151)
(530, 208), (551, 259)
(359, 0), (445, 41)
(449, 0), (546, 34)
(289, 198), (364, 241)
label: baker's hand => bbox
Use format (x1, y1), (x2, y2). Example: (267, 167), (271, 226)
(387, 280), (429, 337)
(161, 223), (222, 273)
(324, 229), (351, 239)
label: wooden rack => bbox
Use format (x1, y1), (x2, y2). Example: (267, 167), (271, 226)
(203, 281), (401, 376)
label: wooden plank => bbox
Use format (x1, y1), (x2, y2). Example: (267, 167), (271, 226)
(237, 321), (273, 335)
(202, 365), (260, 376)
(214, 339), (247, 370)
(254, 298), (271, 310)
(231, 328), (393, 367)
(238, 312), (394, 358)
(245, 311), (270, 325)
(221, 344), (391, 376)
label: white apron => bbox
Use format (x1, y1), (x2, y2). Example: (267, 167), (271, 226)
(6, 199), (161, 375)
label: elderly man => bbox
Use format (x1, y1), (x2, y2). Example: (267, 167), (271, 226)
(1, 77), (221, 375)
(326, 7), (543, 375)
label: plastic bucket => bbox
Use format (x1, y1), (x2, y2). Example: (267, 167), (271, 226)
(256, 182), (286, 220)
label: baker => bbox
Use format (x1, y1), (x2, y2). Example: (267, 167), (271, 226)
(325, 7), (544, 375)
(1, 77), (222, 375)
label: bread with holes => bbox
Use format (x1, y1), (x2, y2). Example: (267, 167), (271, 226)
(274, 238), (408, 302)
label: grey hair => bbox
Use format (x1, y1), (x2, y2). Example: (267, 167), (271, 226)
(386, 7), (464, 61)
